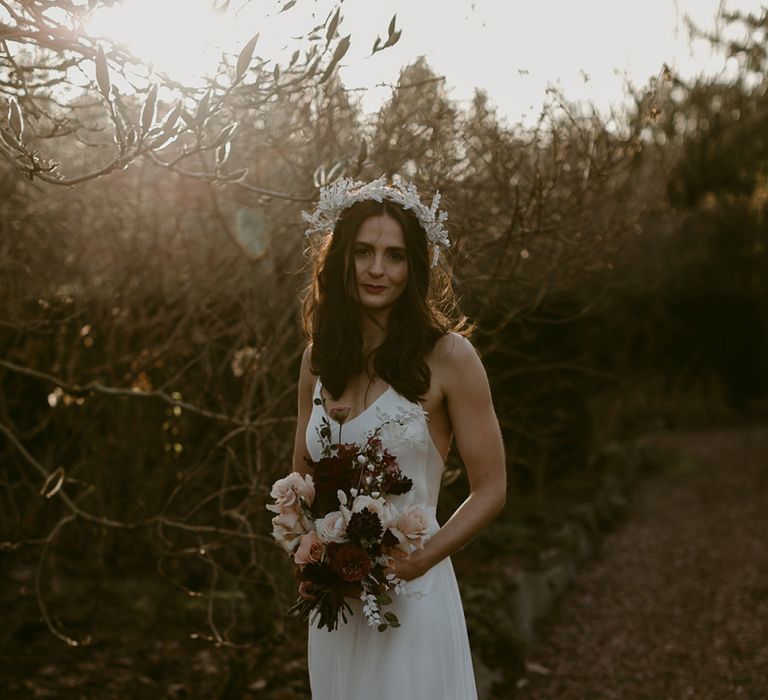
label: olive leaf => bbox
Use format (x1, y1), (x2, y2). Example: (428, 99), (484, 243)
(319, 34), (350, 83)
(195, 88), (212, 126)
(235, 33), (259, 83)
(40, 466), (65, 499)
(8, 98), (24, 141)
(212, 122), (238, 148)
(326, 7), (340, 44)
(95, 45), (111, 98)
(140, 84), (158, 134)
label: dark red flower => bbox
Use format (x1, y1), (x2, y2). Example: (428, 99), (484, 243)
(382, 463), (413, 495)
(346, 509), (383, 545)
(328, 543), (372, 582)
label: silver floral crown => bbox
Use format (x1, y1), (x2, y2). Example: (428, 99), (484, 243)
(302, 175), (450, 267)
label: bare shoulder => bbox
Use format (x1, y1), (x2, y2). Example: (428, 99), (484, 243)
(431, 332), (481, 376)
(298, 343), (316, 391)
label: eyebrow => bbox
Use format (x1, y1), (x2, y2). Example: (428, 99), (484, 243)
(354, 242), (406, 253)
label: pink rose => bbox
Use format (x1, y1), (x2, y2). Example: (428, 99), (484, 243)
(267, 472), (315, 514)
(294, 530), (325, 566)
(271, 510), (310, 554)
(393, 505), (430, 551)
(328, 405), (351, 424)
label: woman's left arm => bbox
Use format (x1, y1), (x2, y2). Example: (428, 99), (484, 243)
(393, 334), (507, 581)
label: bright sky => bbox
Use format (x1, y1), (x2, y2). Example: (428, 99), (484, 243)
(85, 0), (763, 126)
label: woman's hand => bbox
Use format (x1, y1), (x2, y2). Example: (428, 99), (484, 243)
(383, 549), (428, 582)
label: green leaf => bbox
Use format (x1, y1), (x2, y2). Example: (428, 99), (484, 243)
(326, 7), (340, 43)
(280, 0), (297, 13)
(371, 36), (381, 55)
(149, 130), (177, 150)
(377, 623), (388, 633)
(8, 98), (23, 141)
(384, 611), (399, 625)
(215, 141), (231, 167)
(313, 164), (326, 188)
(377, 592), (392, 605)
(95, 45), (111, 98)
(40, 466), (65, 499)
(273, 64), (280, 83)
(385, 30), (401, 49)
(180, 110), (196, 128)
(289, 49), (300, 67)
(326, 160), (345, 183)
(305, 56), (321, 78)
(226, 168), (248, 182)
(388, 13), (397, 37)
(212, 122), (238, 148)
(0, 126), (23, 152)
(161, 101), (183, 133)
(319, 34), (350, 83)
(235, 33), (259, 83)
(195, 88), (212, 126)
(141, 84), (158, 134)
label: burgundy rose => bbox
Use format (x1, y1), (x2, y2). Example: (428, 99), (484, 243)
(302, 561), (336, 586)
(313, 454), (350, 480)
(328, 543), (372, 582)
(346, 508), (383, 547)
(382, 464), (413, 495)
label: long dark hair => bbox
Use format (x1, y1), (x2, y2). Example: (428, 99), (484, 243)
(301, 197), (470, 402)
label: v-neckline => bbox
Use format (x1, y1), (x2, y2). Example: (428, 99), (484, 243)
(317, 379), (394, 429)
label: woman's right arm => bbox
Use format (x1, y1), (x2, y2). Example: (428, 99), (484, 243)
(291, 345), (315, 475)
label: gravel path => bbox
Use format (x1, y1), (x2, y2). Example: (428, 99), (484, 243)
(513, 427), (768, 700)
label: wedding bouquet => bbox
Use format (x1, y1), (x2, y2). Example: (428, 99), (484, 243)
(268, 407), (431, 632)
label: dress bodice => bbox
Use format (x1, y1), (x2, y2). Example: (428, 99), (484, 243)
(305, 378), (445, 510)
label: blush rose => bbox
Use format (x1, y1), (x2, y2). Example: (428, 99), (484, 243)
(267, 472), (315, 514)
(294, 530), (326, 566)
(392, 505), (430, 551)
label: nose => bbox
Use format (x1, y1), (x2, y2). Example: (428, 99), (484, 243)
(368, 253), (385, 277)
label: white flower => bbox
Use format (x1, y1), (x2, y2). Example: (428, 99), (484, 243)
(315, 510), (348, 544)
(361, 591), (382, 626)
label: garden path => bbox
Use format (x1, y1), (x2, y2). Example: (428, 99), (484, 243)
(511, 427), (768, 699)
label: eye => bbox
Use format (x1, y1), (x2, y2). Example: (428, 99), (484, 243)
(353, 246), (371, 257)
(388, 250), (406, 262)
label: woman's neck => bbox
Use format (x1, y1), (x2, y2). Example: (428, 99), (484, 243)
(360, 309), (389, 357)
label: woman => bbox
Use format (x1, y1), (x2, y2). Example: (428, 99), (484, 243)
(292, 176), (506, 699)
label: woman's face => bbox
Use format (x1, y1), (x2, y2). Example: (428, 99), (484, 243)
(350, 213), (408, 316)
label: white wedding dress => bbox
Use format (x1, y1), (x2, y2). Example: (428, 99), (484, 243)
(305, 378), (478, 700)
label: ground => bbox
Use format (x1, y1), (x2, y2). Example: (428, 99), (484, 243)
(511, 427), (768, 700)
(3, 427), (767, 699)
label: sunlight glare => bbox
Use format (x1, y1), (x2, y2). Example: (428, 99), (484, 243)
(85, 0), (232, 86)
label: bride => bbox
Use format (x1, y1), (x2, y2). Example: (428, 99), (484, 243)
(291, 176), (506, 699)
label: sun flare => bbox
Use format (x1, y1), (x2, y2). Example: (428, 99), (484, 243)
(85, 0), (234, 85)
